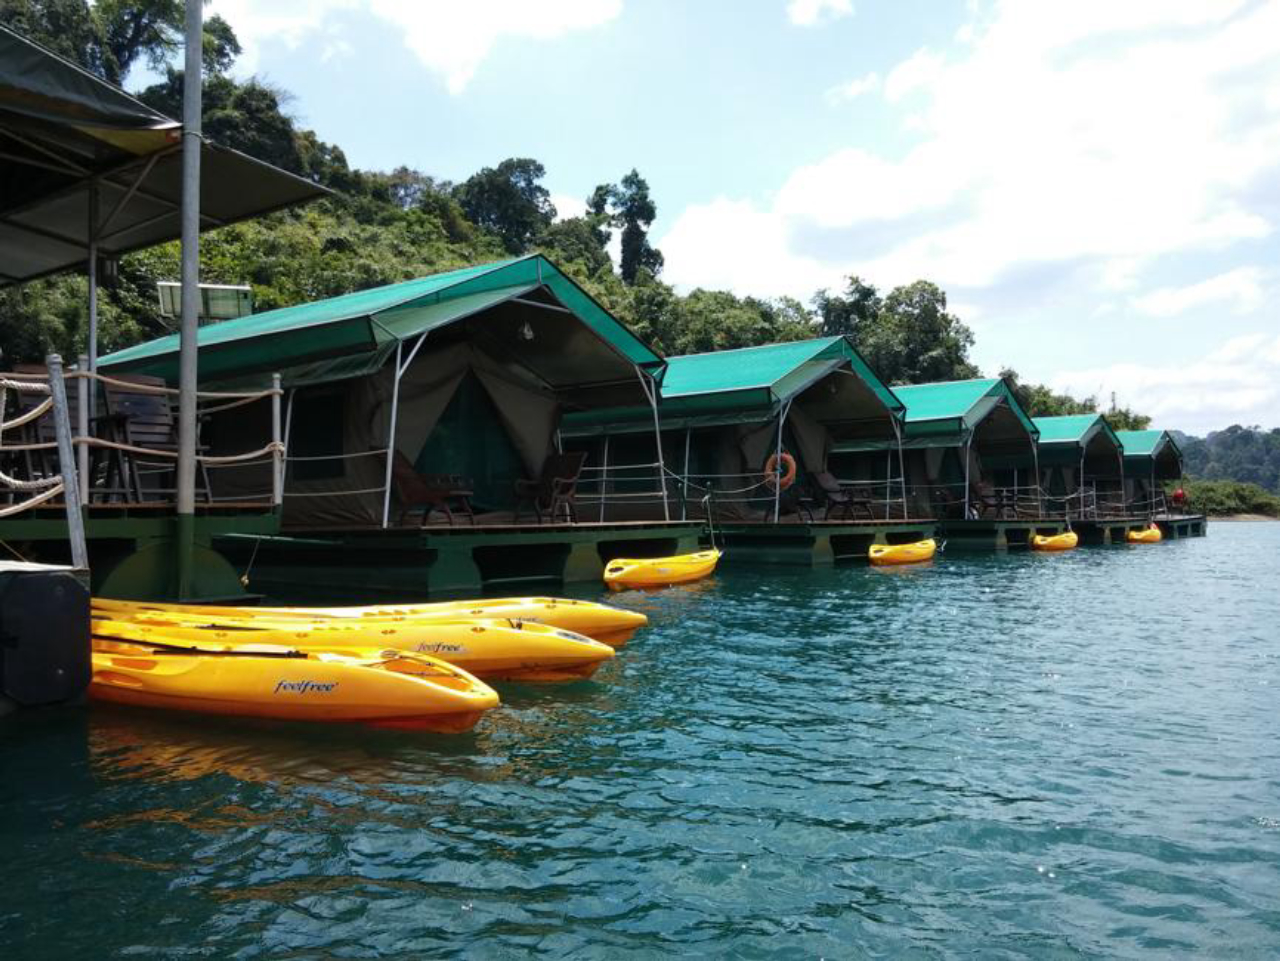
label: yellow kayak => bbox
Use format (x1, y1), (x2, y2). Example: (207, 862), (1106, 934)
(1127, 524), (1163, 544)
(92, 615), (615, 683)
(869, 539), (936, 566)
(90, 641), (499, 732)
(603, 549), (722, 591)
(91, 596), (648, 648)
(1031, 530), (1078, 552)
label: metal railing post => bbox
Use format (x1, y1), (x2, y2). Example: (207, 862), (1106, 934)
(270, 373), (282, 507)
(76, 353), (89, 506)
(47, 354), (87, 570)
(381, 341), (403, 529)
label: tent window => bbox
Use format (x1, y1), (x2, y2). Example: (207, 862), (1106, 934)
(290, 388), (346, 481)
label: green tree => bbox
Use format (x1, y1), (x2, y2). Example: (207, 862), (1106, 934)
(455, 158), (556, 254)
(813, 276), (880, 338)
(610, 169), (664, 284)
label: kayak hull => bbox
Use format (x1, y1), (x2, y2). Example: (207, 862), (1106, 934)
(1031, 531), (1079, 552)
(92, 596), (648, 648)
(603, 550), (722, 591)
(89, 646), (499, 732)
(1127, 526), (1163, 544)
(92, 616), (615, 683)
(869, 539), (937, 566)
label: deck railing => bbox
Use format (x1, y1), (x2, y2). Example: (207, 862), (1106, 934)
(1, 361), (283, 511)
(0, 355), (86, 564)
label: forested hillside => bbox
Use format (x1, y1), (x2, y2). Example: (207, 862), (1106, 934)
(2, 0), (1146, 429)
(1177, 427), (1280, 493)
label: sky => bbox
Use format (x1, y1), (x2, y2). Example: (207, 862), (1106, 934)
(196, 0), (1280, 433)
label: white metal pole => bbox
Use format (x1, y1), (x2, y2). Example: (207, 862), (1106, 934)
(76, 353), (89, 505)
(270, 373), (282, 507)
(682, 426), (692, 521)
(175, 0), (202, 597)
(381, 341), (403, 529)
(963, 432), (972, 519)
(87, 183), (98, 374)
(638, 369), (668, 521)
(598, 433), (609, 523)
(893, 415), (907, 519)
(773, 400), (791, 523)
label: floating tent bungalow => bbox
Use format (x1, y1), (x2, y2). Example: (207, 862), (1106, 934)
(562, 336), (909, 519)
(832, 377), (1069, 548)
(562, 336), (937, 565)
(101, 255), (704, 597)
(1116, 429), (1183, 510)
(1032, 414), (1126, 518)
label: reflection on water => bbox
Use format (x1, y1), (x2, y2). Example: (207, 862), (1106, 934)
(4, 525), (1280, 958)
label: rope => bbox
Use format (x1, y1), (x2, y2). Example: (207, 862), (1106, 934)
(199, 441), (285, 466)
(0, 483), (64, 517)
(0, 378), (50, 394)
(73, 370), (282, 403)
(0, 396), (52, 431)
(0, 467), (62, 491)
(283, 487), (387, 498)
(286, 449), (387, 463)
(73, 436), (178, 460)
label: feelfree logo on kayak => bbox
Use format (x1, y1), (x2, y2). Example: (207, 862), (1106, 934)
(415, 641), (466, 654)
(274, 679), (339, 695)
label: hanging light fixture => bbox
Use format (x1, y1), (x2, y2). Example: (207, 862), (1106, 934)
(519, 320), (535, 341)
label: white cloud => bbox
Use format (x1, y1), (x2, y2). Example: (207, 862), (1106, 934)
(883, 48), (944, 102)
(662, 0), (1280, 297)
(786, 0), (853, 27)
(1051, 333), (1280, 434)
(824, 72), (879, 105)
(1131, 267), (1265, 317)
(211, 0), (621, 92)
(549, 193), (587, 221)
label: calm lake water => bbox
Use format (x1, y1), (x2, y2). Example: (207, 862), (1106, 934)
(4, 523), (1280, 958)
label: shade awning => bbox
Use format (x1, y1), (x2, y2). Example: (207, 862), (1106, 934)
(0, 24), (329, 285)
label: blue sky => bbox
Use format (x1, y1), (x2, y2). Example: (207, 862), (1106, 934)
(200, 0), (1280, 433)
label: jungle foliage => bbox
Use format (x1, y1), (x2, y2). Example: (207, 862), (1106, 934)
(2, 0), (1158, 436)
(1173, 479), (1280, 518)
(1177, 427), (1280, 494)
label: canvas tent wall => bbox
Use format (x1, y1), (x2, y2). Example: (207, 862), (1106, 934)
(560, 336), (906, 521)
(101, 255), (667, 528)
(1116, 429), (1183, 512)
(1033, 414), (1125, 516)
(832, 377), (1039, 518)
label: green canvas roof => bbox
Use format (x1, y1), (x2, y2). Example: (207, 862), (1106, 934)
(561, 336), (903, 436)
(832, 377), (1038, 453)
(1033, 414), (1123, 450)
(1115, 429), (1178, 459)
(1116, 429), (1183, 479)
(896, 378), (1038, 438)
(100, 255), (664, 387)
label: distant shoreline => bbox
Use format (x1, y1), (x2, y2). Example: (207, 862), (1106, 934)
(1208, 514), (1279, 522)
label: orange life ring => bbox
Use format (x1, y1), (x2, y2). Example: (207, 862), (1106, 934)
(764, 452), (797, 491)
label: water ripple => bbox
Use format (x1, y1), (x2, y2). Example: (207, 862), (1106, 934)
(3, 524), (1280, 958)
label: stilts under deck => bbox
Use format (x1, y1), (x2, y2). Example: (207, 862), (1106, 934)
(215, 519), (704, 601)
(710, 518), (938, 566)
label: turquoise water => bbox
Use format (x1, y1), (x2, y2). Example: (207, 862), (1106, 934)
(4, 523), (1280, 958)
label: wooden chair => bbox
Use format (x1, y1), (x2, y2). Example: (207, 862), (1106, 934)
(101, 373), (211, 503)
(5, 365), (127, 502)
(514, 451), (587, 524)
(810, 471), (876, 521)
(390, 450), (475, 526)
